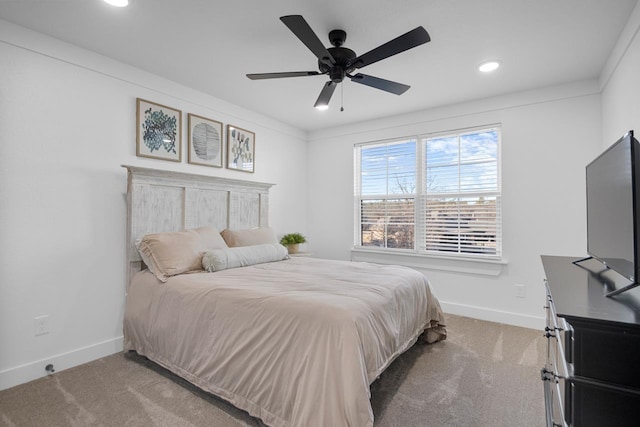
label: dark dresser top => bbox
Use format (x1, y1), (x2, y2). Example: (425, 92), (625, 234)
(541, 255), (640, 328)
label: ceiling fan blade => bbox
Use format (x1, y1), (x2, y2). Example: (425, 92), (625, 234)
(314, 81), (337, 108)
(351, 26), (430, 70)
(280, 15), (335, 65)
(350, 73), (410, 95)
(247, 71), (321, 80)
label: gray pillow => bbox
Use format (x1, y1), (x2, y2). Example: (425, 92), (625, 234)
(202, 243), (289, 272)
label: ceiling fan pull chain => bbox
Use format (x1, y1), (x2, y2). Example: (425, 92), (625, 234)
(341, 82), (344, 112)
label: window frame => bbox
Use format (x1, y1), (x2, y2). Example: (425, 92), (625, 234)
(354, 125), (502, 261)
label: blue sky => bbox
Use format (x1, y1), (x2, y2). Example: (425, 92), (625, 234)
(360, 129), (499, 196)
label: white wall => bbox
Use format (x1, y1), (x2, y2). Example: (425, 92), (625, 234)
(307, 81), (603, 329)
(601, 1), (640, 144)
(4, 1), (640, 390)
(0, 21), (308, 390)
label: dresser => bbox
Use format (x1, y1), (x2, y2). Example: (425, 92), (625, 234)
(541, 255), (640, 426)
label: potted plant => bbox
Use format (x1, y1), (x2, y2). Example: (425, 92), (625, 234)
(280, 232), (306, 254)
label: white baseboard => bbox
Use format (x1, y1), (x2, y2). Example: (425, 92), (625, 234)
(440, 301), (545, 330)
(0, 336), (123, 391)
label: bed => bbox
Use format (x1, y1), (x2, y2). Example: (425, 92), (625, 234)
(122, 165), (446, 427)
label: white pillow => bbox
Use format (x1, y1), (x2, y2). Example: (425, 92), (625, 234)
(202, 243), (289, 272)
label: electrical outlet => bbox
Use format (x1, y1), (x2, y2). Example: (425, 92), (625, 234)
(34, 315), (50, 336)
(515, 284), (526, 298)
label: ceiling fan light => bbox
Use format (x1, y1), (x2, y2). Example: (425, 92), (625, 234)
(478, 60), (500, 73)
(104, 0), (129, 7)
(315, 104), (329, 111)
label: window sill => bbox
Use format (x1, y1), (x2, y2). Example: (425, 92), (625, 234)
(350, 248), (507, 276)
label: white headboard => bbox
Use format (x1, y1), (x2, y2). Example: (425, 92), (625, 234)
(123, 165), (274, 280)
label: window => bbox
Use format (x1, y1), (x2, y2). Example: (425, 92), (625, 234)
(354, 126), (501, 258)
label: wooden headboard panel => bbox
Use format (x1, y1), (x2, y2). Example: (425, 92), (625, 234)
(123, 165), (274, 281)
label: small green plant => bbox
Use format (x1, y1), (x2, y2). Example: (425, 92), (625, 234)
(280, 232), (307, 246)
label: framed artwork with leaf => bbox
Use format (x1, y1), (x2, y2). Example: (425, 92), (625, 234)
(188, 113), (223, 168)
(136, 98), (182, 162)
(227, 125), (255, 173)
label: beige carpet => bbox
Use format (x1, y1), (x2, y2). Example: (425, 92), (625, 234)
(0, 314), (545, 426)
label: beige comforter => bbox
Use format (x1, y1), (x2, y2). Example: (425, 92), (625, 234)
(124, 257), (446, 427)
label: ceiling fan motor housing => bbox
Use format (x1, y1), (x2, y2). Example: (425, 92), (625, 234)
(319, 34), (357, 83)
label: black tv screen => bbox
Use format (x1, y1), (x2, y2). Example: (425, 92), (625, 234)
(586, 130), (640, 283)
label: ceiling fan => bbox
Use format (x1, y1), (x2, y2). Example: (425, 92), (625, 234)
(246, 15), (431, 110)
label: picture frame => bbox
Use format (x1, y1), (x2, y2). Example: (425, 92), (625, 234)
(227, 124), (255, 173)
(188, 113), (223, 168)
(136, 98), (182, 162)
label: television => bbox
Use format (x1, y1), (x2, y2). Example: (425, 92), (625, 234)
(579, 130), (640, 296)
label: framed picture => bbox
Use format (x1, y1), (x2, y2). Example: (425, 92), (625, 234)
(188, 113), (223, 168)
(136, 98), (182, 162)
(227, 124), (255, 173)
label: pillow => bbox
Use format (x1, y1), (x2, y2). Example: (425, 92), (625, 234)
(202, 243), (288, 272)
(196, 226), (229, 251)
(137, 226), (228, 282)
(221, 227), (278, 247)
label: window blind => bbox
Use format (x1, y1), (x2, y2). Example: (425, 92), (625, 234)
(356, 139), (416, 249)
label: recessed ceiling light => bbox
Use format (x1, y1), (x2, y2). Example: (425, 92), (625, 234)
(104, 0), (129, 7)
(478, 61), (500, 73)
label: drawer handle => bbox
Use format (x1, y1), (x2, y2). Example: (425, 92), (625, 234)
(554, 331), (571, 379)
(541, 369), (567, 427)
(545, 327), (571, 380)
(544, 327), (556, 338)
(552, 380), (567, 426)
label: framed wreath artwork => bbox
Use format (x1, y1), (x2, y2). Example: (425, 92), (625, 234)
(227, 125), (255, 173)
(188, 113), (223, 167)
(136, 98), (182, 162)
